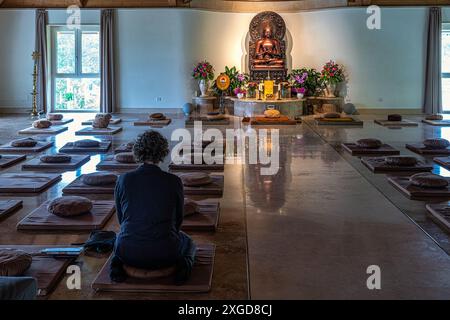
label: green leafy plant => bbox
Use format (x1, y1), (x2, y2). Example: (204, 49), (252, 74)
(212, 66), (249, 96)
(289, 68), (322, 97)
(320, 61), (345, 84)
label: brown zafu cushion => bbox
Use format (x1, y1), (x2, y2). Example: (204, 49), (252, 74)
(0, 249), (32, 276)
(114, 152), (135, 163)
(92, 113), (112, 129)
(82, 172), (118, 186)
(74, 139), (100, 148)
(40, 154), (72, 163)
(323, 112), (341, 119)
(11, 138), (37, 147)
(184, 198), (199, 217)
(426, 114), (444, 121)
(123, 264), (176, 280)
(47, 196), (93, 217)
(423, 138), (450, 150)
(410, 173), (449, 189)
(387, 114), (402, 121)
(264, 109), (281, 118)
(180, 172), (212, 187)
(385, 156), (418, 166)
(47, 113), (63, 121)
(356, 138), (382, 149)
(32, 119), (52, 129)
(149, 113), (165, 120)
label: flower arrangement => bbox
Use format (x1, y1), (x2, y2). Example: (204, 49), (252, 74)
(234, 87), (246, 96)
(320, 60), (345, 84)
(211, 66), (249, 96)
(289, 68), (322, 96)
(192, 61), (215, 81)
(293, 87), (306, 94)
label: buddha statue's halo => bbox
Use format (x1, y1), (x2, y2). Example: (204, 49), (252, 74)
(250, 11), (286, 41)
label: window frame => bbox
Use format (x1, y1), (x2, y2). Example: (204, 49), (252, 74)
(49, 25), (100, 112)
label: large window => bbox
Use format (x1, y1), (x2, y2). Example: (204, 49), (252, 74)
(442, 24), (450, 111)
(50, 26), (100, 111)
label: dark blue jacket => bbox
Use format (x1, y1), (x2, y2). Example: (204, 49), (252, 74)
(114, 163), (185, 269)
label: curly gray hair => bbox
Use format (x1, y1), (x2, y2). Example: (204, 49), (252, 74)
(133, 130), (169, 164)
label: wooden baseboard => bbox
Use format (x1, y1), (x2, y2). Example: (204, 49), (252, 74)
(0, 107), (30, 114)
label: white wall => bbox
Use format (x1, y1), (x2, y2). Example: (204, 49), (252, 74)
(0, 7), (448, 111)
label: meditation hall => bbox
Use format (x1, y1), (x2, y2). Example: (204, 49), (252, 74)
(1, 0), (450, 306)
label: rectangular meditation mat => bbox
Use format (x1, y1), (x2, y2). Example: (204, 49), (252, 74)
(0, 200), (23, 220)
(185, 117), (230, 126)
(0, 245), (77, 296)
(75, 126), (123, 136)
(169, 162), (225, 172)
(405, 144), (450, 155)
(250, 116), (297, 126)
(178, 175), (224, 196)
(361, 157), (432, 173)
(434, 157), (450, 169)
(315, 118), (363, 126)
(426, 202), (450, 234)
(59, 140), (111, 154)
(17, 200), (115, 231)
(0, 140), (53, 153)
(388, 176), (450, 200)
(374, 119), (418, 127)
(182, 202), (220, 232)
(134, 119), (172, 126)
(49, 118), (73, 126)
(82, 118), (122, 125)
(341, 143), (400, 156)
(22, 154), (90, 171)
(19, 126), (68, 135)
(0, 173), (61, 193)
(92, 244), (215, 293)
(96, 157), (139, 171)
(0, 154), (27, 168)
(422, 119), (450, 126)
(63, 175), (115, 195)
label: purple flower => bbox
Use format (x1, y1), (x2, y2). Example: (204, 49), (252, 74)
(237, 74), (245, 82)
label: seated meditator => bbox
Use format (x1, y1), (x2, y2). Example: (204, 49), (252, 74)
(111, 130), (196, 284)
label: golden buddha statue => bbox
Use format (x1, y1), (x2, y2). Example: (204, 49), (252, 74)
(253, 27), (284, 69)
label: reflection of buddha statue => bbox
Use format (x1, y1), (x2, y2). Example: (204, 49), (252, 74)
(253, 27), (284, 68)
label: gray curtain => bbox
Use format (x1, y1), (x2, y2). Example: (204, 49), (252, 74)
(424, 7), (442, 114)
(35, 9), (48, 114)
(100, 9), (116, 113)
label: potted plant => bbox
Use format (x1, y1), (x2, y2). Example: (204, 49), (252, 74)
(246, 82), (258, 99)
(320, 61), (345, 97)
(289, 68), (322, 97)
(192, 61), (215, 97)
(211, 66), (249, 96)
(293, 87), (306, 99)
(234, 87), (246, 99)
(289, 71), (307, 99)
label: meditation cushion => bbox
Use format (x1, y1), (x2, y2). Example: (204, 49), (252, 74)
(32, 119), (52, 129)
(184, 198), (199, 217)
(74, 139), (100, 148)
(206, 112), (227, 121)
(47, 113), (63, 121)
(92, 113), (112, 129)
(47, 196), (93, 217)
(384, 156), (418, 167)
(114, 152), (136, 163)
(40, 154), (72, 163)
(323, 112), (341, 119)
(387, 114), (402, 122)
(423, 138), (450, 150)
(264, 109), (281, 118)
(180, 172), (212, 187)
(11, 138), (37, 148)
(82, 172), (118, 186)
(0, 249), (32, 277)
(149, 113), (165, 120)
(123, 264), (176, 280)
(410, 173), (448, 189)
(426, 114), (444, 121)
(356, 138), (382, 149)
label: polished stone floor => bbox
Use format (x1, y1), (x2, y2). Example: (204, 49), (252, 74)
(1, 112), (450, 299)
